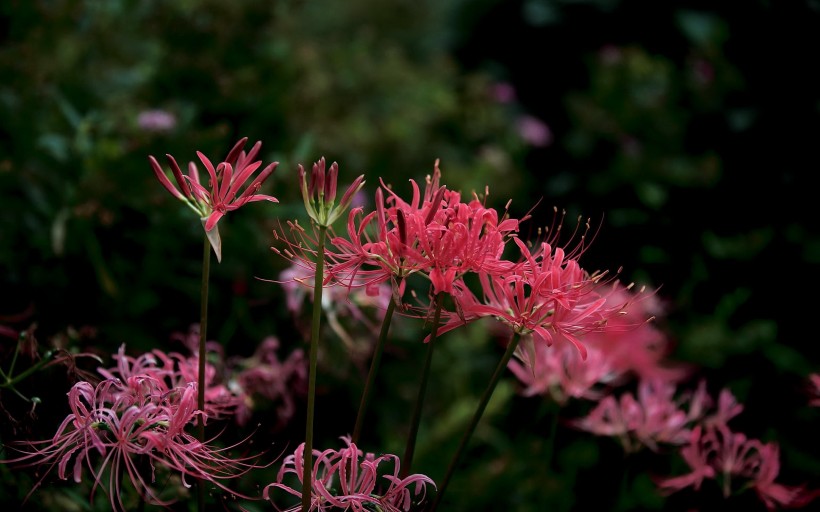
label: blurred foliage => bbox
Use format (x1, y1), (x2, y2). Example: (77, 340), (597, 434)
(2, 0), (820, 511)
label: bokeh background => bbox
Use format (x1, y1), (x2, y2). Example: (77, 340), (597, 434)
(1, 1), (819, 510)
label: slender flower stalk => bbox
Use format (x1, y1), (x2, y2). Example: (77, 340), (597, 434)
(148, 138), (279, 510)
(352, 293), (398, 444)
(196, 233), (210, 512)
(429, 332), (522, 512)
(285, 158), (365, 512)
(401, 292), (445, 478)
(303, 225), (326, 512)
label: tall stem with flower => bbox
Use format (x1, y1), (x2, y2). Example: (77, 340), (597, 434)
(293, 158), (365, 512)
(148, 138), (279, 509)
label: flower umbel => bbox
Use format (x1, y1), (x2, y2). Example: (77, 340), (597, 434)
(148, 137), (279, 261)
(299, 157), (365, 228)
(264, 437), (435, 512)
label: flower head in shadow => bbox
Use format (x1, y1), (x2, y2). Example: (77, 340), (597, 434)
(264, 437), (435, 512)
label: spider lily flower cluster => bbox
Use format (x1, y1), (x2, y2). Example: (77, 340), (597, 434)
(658, 424), (812, 510)
(2, 344), (265, 510)
(148, 137), (279, 261)
(5, 137), (818, 512)
(276, 160), (629, 356)
(299, 157), (366, 228)
(264, 437), (435, 512)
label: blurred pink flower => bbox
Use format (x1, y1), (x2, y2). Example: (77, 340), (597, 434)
(264, 437), (435, 512)
(491, 82), (516, 103)
(516, 115), (552, 147)
(808, 373), (820, 407)
(231, 336), (307, 428)
(658, 424), (815, 510)
(508, 338), (617, 404)
(573, 380), (739, 453)
(137, 109), (176, 132)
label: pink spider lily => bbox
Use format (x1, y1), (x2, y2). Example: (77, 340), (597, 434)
(658, 424), (815, 510)
(431, 237), (621, 358)
(148, 137), (279, 261)
(574, 380), (740, 453)
(264, 437), (435, 512)
(99, 344), (241, 420)
(808, 373), (820, 407)
(508, 338), (619, 404)
(2, 375), (263, 511)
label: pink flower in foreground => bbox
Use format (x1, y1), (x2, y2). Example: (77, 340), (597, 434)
(658, 424), (815, 510)
(264, 437), (435, 512)
(2, 376), (262, 510)
(148, 137), (279, 261)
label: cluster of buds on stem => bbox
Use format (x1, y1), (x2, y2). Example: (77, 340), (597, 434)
(299, 157), (365, 228)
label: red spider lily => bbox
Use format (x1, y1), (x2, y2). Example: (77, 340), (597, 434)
(148, 137), (279, 261)
(431, 238), (621, 358)
(658, 424), (816, 510)
(264, 437), (435, 512)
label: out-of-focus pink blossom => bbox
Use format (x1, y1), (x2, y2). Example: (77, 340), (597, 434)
(515, 115), (552, 147)
(808, 373), (820, 407)
(508, 338), (617, 404)
(491, 82), (517, 103)
(507, 283), (686, 404)
(573, 380), (741, 453)
(137, 109), (177, 132)
(230, 336), (307, 428)
(263, 437), (435, 512)
(658, 424), (815, 510)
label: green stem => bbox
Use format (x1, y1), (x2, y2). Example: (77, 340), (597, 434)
(351, 294), (398, 445)
(542, 400), (560, 471)
(1, 350), (55, 390)
(400, 292), (444, 478)
(7, 333), (22, 376)
(428, 331), (521, 512)
(303, 225), (327, 512)
(197, 233), (211, 512)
